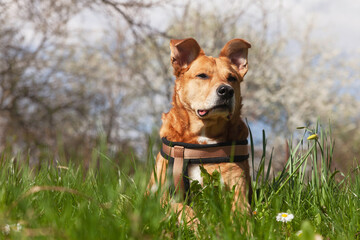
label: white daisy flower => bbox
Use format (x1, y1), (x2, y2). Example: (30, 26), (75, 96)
(276, 212), (294, 222)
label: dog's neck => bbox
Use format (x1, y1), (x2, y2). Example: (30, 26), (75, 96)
(159, 93), (248, 144)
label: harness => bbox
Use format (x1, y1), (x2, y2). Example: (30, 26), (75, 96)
(160, 137), (249, 196)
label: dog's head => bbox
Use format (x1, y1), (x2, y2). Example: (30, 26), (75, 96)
(170, 38), (250, 122)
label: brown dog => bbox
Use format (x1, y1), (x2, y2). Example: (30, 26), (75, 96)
(148, 38), (252, 225)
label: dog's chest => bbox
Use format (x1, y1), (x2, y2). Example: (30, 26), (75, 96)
(188, 164), (225, 186)
(187, 136), (222, 185)
(188, 164), (203, 184)
(197, 136), (218, 144)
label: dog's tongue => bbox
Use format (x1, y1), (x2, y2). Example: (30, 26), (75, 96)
(198, 110), (209, 116)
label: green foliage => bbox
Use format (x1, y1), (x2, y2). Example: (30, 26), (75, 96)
(0, 124), (359, 239)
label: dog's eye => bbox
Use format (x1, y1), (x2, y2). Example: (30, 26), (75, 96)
(196, 73), (209, 79)
(227, 75), (237, 82)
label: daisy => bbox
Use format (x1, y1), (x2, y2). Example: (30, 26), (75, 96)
(276, 212), (294, 223)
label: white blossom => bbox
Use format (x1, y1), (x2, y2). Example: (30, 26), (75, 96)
(2, 224), (10, 235)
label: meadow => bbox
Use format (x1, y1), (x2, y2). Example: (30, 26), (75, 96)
(0, 124), (359, 239)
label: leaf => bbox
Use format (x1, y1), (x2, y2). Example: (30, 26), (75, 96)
(300, 221), (315, 240)
(314, 213), (321, 226)
(200, 165), (211, 185)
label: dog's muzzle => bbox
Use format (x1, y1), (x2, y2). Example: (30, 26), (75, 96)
(217, 84), (234, 100)
(197, 85), (235, 118)
(215, 84), (234, 110)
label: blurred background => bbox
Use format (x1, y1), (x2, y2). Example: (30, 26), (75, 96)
(1, 0), (359, 171)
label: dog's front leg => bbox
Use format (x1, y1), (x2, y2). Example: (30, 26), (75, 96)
(148, 154), (199, 229)
(170, 202), (199, 229)
(147, 153), (167, 196)
(224, 162), (252, 214)
(232, 183), (251, 213)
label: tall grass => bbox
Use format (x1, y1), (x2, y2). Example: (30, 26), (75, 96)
(0, 124), (359, 239)
(248, 123), (359, 239)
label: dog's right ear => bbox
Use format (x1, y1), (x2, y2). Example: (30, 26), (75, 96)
(170, 38), (204, 74)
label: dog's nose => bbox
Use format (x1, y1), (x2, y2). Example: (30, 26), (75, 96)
(217, 85), (234, 99)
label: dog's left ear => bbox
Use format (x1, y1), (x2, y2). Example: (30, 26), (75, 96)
(219, 39), (251, 78)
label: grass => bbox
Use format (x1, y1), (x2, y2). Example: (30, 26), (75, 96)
(0, 124), (359, 239)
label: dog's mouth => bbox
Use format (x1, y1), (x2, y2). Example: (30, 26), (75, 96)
(197, 109), (210, 117)
(197, 104), (232, 118)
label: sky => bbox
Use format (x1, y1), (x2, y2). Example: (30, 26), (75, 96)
(8, 0), (358, 58)
(67, 0), (360, 56)
(286, 0), (360, 53)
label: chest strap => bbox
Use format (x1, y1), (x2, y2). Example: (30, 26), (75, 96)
(160, 137), (249, 196)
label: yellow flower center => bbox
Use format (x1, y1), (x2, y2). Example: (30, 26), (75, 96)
(281, 213), (288, 218)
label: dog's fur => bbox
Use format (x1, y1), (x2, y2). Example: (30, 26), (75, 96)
(148, 38), (252, 224)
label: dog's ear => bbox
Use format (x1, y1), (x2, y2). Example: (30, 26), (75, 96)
(170, 38), (204, 73)
(219, 39), (251, 78)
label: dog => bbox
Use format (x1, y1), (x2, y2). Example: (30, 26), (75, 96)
(148, 38), (252, 226)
